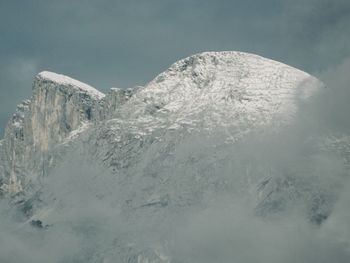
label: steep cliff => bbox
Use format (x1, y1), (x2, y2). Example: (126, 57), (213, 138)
(0, 71), (105, 193)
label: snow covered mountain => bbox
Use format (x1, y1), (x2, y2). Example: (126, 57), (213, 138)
(0, 51), (349, 263)
(0, 52), (321, 193)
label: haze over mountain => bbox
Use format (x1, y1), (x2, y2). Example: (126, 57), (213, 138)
(0, 51), (349, 262)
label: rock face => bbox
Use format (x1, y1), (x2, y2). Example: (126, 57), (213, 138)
(0, 71), (105, 193)
(2, 51), (349, 262)
(0, 100), (31, 193)
(30, 71), (104, 151)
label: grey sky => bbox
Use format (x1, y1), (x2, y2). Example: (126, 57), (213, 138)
(1, 0), (350, 135)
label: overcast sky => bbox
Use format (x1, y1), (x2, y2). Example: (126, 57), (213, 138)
(1, 0), (349, 135)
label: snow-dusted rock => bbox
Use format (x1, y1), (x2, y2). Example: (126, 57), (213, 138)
(94, 86), (141, 120)
(0, 71), (105, 193)
(37, 71), (105, 100)
(126, 52), (320, 130)
(91, 51), (322, 173)
(31, 71), (104, 151)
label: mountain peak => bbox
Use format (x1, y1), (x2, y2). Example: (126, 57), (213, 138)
(161, 51), (301, 75)
(36, 71), (105, 99)
(133, 51), (323, 130)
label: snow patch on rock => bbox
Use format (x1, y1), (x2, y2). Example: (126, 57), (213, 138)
(37, 71), (105, 99)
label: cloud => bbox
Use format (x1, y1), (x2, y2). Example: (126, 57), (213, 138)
(315, 57), (350, 132)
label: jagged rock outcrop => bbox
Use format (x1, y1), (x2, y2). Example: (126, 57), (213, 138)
(94, 86), (141, 120)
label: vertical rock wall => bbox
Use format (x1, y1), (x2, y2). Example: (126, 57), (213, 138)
(0, 72), (106, 193)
